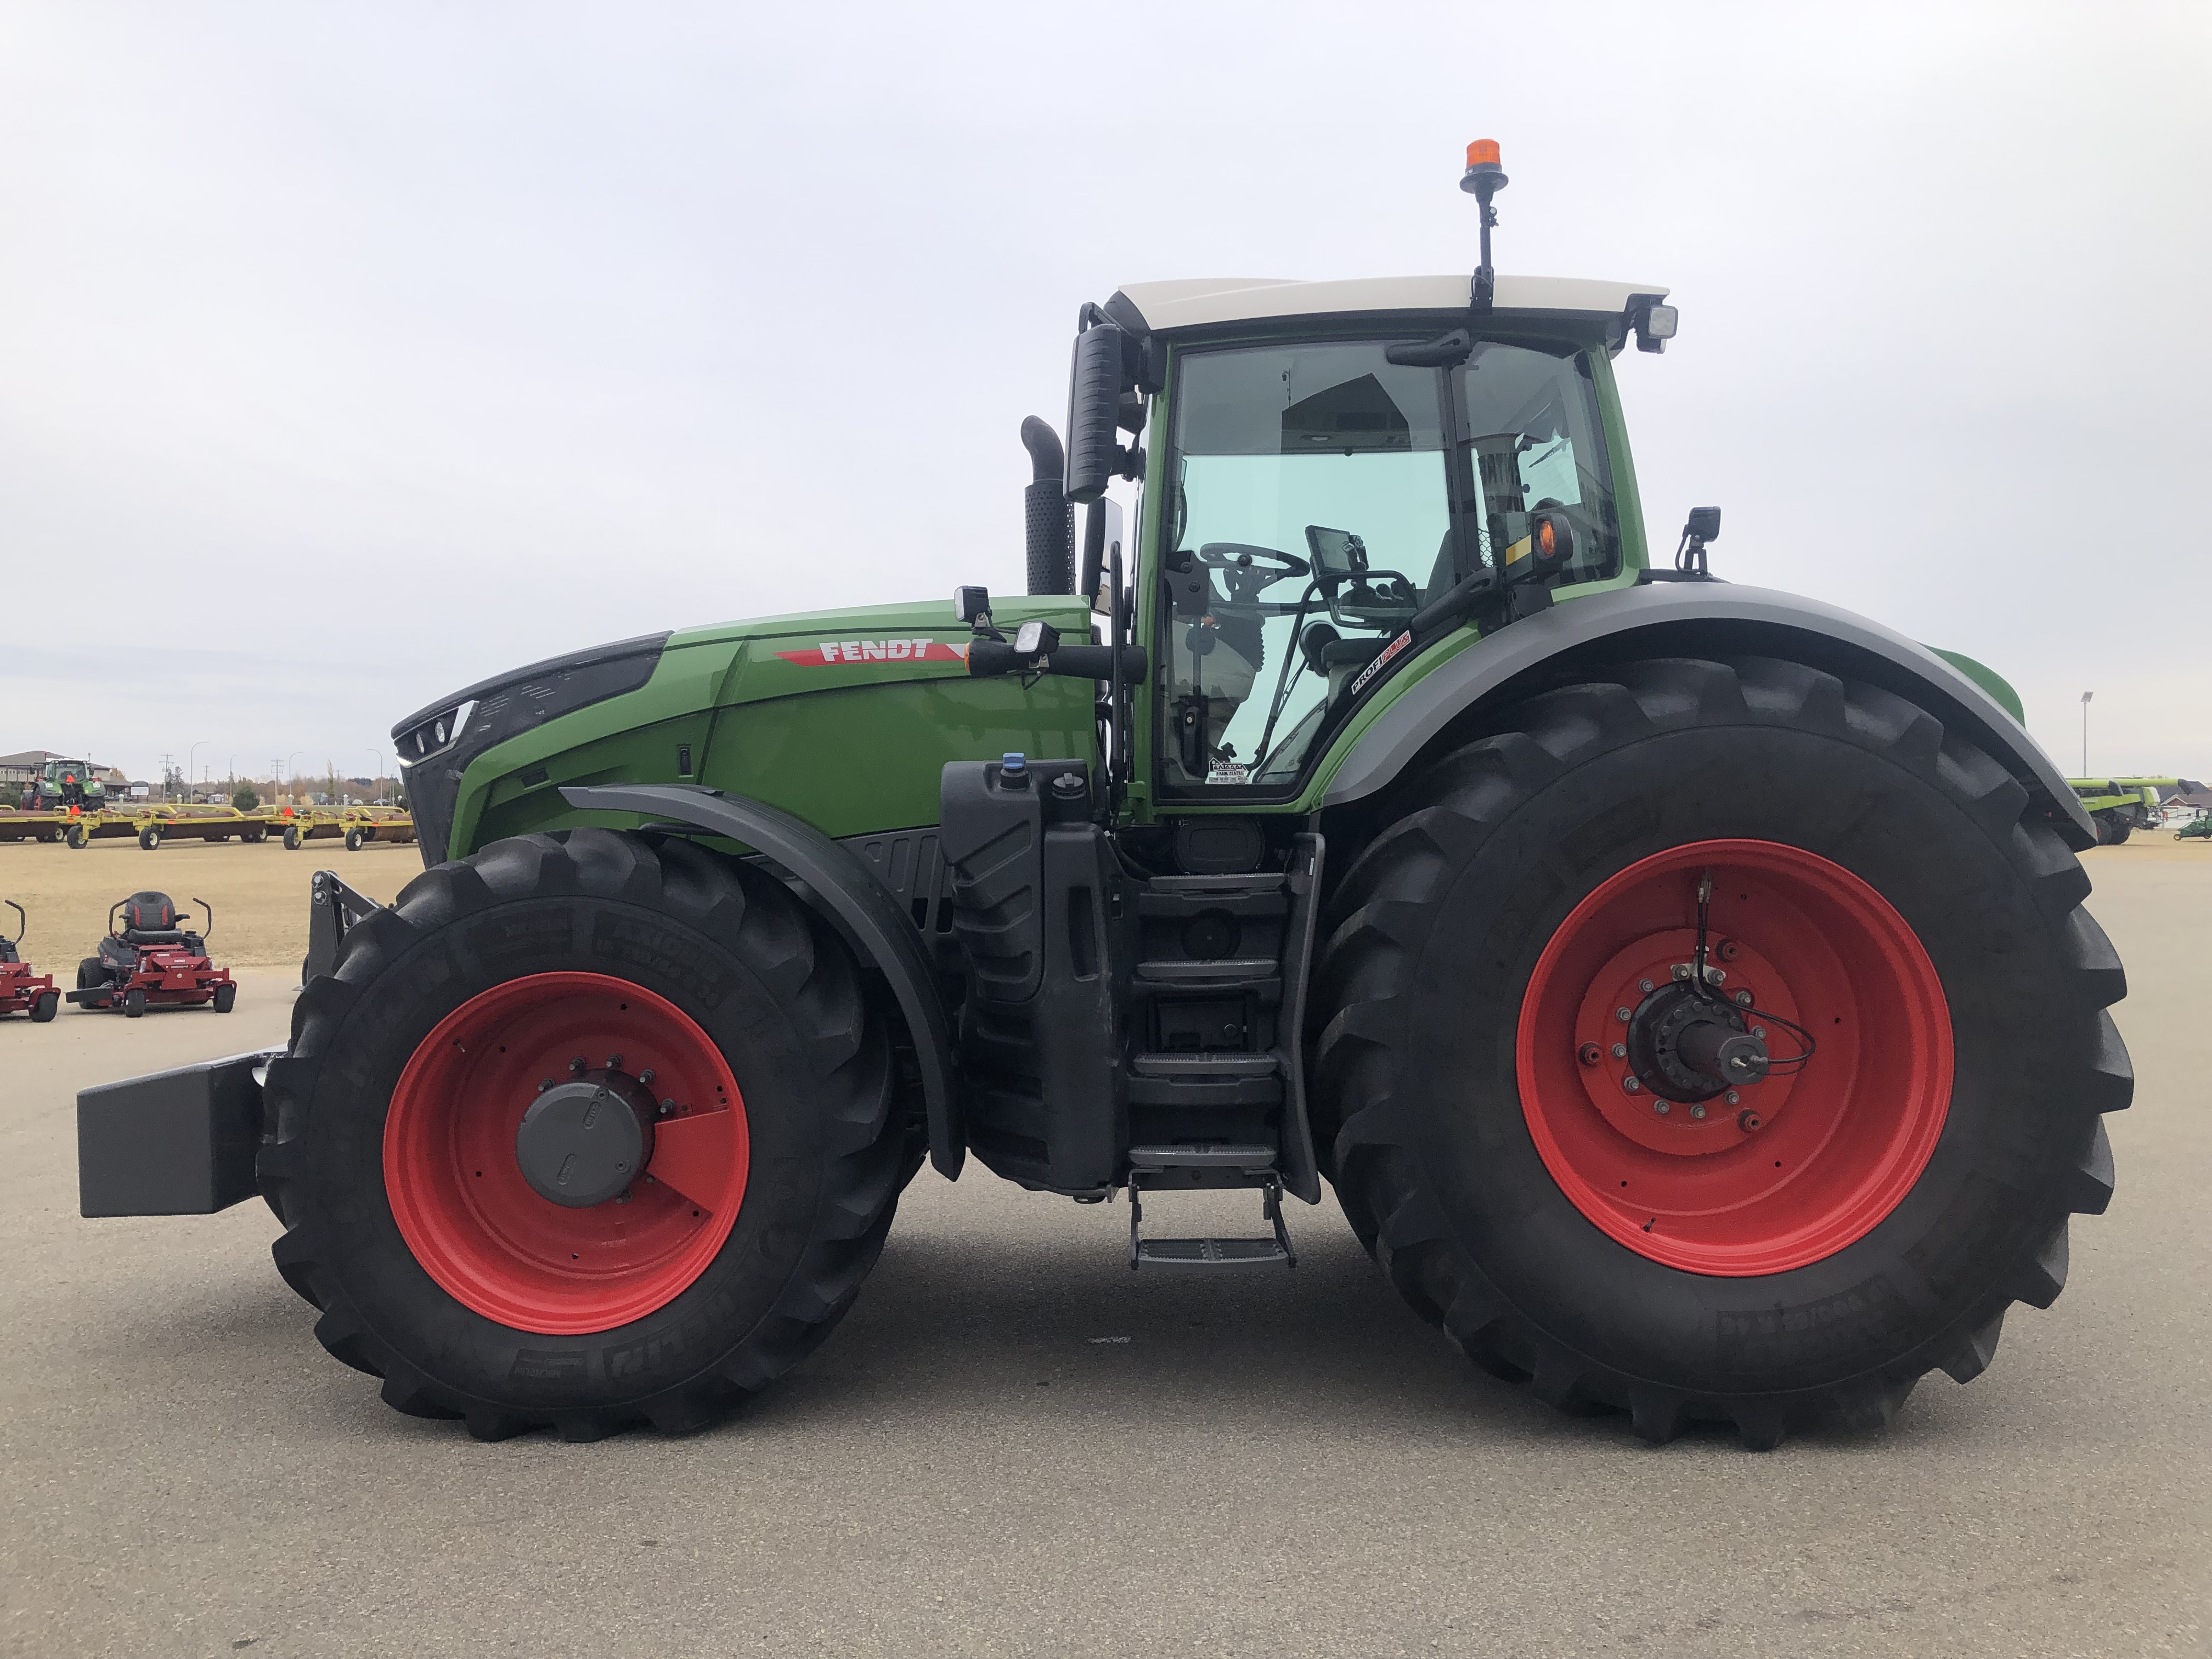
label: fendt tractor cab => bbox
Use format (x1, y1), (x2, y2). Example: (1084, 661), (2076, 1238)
(77, 146), (2128, 1448)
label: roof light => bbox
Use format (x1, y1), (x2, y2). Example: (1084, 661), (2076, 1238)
(1465, 139), (1502, 170)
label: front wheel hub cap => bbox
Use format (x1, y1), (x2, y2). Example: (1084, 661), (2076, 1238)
(515, 1072), (656, 1207)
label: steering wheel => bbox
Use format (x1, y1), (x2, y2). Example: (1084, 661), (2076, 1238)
(1196, 541), (1310, 577)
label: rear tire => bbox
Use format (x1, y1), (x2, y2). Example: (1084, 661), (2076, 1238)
(138, 827), (161, 850)
(257, 827), (904, 1440)
(1310, 656), (2129, 1447)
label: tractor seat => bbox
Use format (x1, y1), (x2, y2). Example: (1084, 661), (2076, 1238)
(1300, 623), (1389, 674)
(0, 938), (17, 965)
(117, 891), (184, 946)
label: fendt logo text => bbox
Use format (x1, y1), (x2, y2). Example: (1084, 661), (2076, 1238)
(775, 638), (970, 667)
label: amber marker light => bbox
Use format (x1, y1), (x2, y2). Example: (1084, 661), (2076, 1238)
(1466, 139), (1501, 169)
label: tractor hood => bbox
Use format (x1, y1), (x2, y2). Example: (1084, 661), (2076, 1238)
(397, 595), (1094, 864)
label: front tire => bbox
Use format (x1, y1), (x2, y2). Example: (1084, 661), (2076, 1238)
(257, 828), (904, 1440)
(343, 828), (365, 852)
(1311, 656), (2129, 1447)
(283, 826), (301, 850)
(30, 990), (58, 1023)
(212, 981), (237, 1014)
(123, 986), (146, 1018)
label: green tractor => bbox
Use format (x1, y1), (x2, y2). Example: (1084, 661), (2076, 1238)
(77, 146), (2128, 1448)
(2068, 777), (2192, 845)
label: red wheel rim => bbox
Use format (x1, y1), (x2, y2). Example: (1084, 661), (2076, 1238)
(383, 972), (749, 1335)
(1516, 840), (1951, 1275)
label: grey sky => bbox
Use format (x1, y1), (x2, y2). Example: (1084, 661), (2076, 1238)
(3, 1), (2207, 787)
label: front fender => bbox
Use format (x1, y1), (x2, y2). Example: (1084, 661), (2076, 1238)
(1321, 583), (2097, 851)
(561, 782), (963, 1179)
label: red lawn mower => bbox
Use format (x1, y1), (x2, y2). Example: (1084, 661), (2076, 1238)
(1, 900), (60, 1023)
(67, 891), (236, 1018)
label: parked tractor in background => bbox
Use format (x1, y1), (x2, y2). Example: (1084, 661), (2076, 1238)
(1, 901), (60, 1023)
(76, 146), (2128, 1449)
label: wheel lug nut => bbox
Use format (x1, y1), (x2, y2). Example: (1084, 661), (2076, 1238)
(538, 1078), (556, 1093)
(1652, 1099), (1671, 1115)
(1610, 1042), (1627, 1059)
(1671, 964), (1690, 981)
(607, 1053), (624, 1071)
(659, 1098), (676, 1116)
(1639, 978), (1654, 994)
(1621, 1076), (1641, 1094)
(1725, 1090), (1740, 1105)
(1578, 1043), (1602, 1068)
(1751, 1026), (1766, 1040)
(1616, 1007), (1632, 1023)
(1734, 989), (1753, 1007)
(638, 1069), (655, 1086)
(1689, 1104), (1707, 1120)
(568, 1057), (587, 1075)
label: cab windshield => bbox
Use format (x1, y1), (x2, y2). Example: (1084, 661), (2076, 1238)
(1159, 336), (1617, 789)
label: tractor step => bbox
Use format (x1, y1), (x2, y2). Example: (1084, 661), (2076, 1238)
(1133, 1235), (1291, 1267)
(1126, 1161), (1296, 1270)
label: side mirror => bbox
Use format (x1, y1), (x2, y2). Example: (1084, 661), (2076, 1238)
(1064, 321), (1126, 506)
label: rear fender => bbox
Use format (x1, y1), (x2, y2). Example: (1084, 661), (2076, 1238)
(1321, 583), (2097, 851)
(561, 782), (963, 1179)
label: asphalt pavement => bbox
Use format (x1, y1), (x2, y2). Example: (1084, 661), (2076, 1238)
(3, 847), (2206, 1658)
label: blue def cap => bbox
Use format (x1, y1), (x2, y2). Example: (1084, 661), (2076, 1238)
(1001, 752), (1027, 775)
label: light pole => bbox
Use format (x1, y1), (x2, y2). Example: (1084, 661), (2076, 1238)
(287, 752), (305, 805)
(2080, 691), (2093, 777)
(364, 748), (386, 807)
(188, 741), (208, 803)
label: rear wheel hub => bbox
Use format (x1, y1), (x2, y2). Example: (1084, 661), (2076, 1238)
(1623, 981), (1770, 1102)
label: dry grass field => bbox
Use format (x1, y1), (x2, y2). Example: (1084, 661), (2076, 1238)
(4, 823), (2205, 980)
(0, 834), (426, 972)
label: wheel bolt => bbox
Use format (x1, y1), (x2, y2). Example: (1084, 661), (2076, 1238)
(1653, 1099), (1671, 1115)
(538, 1078), (556, 1093)
(1621, 1076), (1641, 1094)
(1671, 964), (1690, 981)
(1738, 1110), (1764, 1131)
(1751, 1026), (1767, 1040)
(1616, 1007), (1632, 1023)
(1734, 989), (1753, 1007)
(607, 1053), (624, 1071)
(1610, 1042), (1627, 1059)
(1689, 1104), (1706, 1120)
(569, 1057), (587, 1075)
(1578, 1043), (1602, 1068)
(1725, 1090), (1741, 1105)
(1639, 978), (1654, 994)
(659, 1098), (676, 1116)
(638, 1069), (655, 1086)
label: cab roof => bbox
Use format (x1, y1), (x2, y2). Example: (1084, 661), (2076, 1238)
(1109, 274), (1667, 335)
